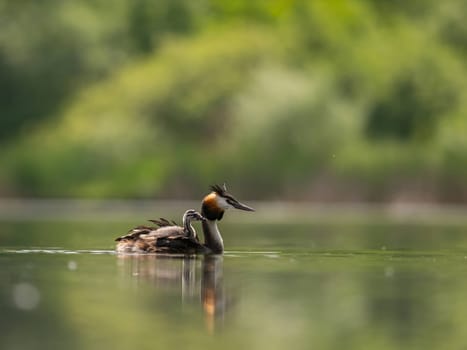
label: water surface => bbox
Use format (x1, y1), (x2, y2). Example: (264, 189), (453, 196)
(2, 219), (467, 350)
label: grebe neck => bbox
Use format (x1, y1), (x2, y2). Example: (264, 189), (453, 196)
(202, 220), (224, 254)
(183, 217), (196, 239)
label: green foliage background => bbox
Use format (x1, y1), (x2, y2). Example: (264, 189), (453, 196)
(1, 0), (467, 200)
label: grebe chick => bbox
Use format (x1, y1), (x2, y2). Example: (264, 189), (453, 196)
(115, 209), (206, 254)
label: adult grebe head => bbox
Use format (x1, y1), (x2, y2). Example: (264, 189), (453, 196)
(201, 184), (255, 221)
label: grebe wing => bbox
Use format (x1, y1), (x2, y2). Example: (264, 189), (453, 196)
(144, 226), (184, 238)
(116, 227), (206, 254)
(141, 234), (205, 254)
(148, 218), (179, 227)
(115, 224), (184, 242)
(115, 225), (156, 242)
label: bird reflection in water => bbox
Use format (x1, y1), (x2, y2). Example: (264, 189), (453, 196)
(116, 254), (228, 333)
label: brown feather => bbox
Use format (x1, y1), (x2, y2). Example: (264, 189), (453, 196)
(148, 218), (174, 227)
(210, 184), (227, 196)
(201, 193), (224, 221)
(115, 216), (207, 253)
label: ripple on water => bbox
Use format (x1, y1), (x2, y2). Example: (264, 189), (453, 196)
(1, 248), (116, 255)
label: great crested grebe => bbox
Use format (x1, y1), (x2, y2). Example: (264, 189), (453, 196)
(115, 209), (206, 254)
(115, 184), (254, 254)
(200, 184), (255, 253)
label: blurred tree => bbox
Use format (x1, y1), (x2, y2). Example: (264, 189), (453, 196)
(0, 0), (467, 200)
(364, 46), (462, 142)
(128, 0), (197, 53)
(0, 0), (203, 143)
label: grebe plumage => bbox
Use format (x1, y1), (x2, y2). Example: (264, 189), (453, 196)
(115, 209), (206, 254)
(115, 184), (254, 254)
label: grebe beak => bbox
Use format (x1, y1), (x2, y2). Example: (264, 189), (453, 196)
(193, 212), (207, 221)
(231, 200), (255, 212)
(195, 213), (207, 221)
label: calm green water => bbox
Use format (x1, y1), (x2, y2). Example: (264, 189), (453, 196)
(2, 219), (467, 350)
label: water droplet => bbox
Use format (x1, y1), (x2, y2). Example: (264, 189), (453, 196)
(12, 283), (40, 311)
(384, 266), (395, 278)
(68, 260), (78, 271)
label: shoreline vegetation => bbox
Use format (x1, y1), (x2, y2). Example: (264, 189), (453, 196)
(2, 199), (467, 225)
(1, 1), (467, 202)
